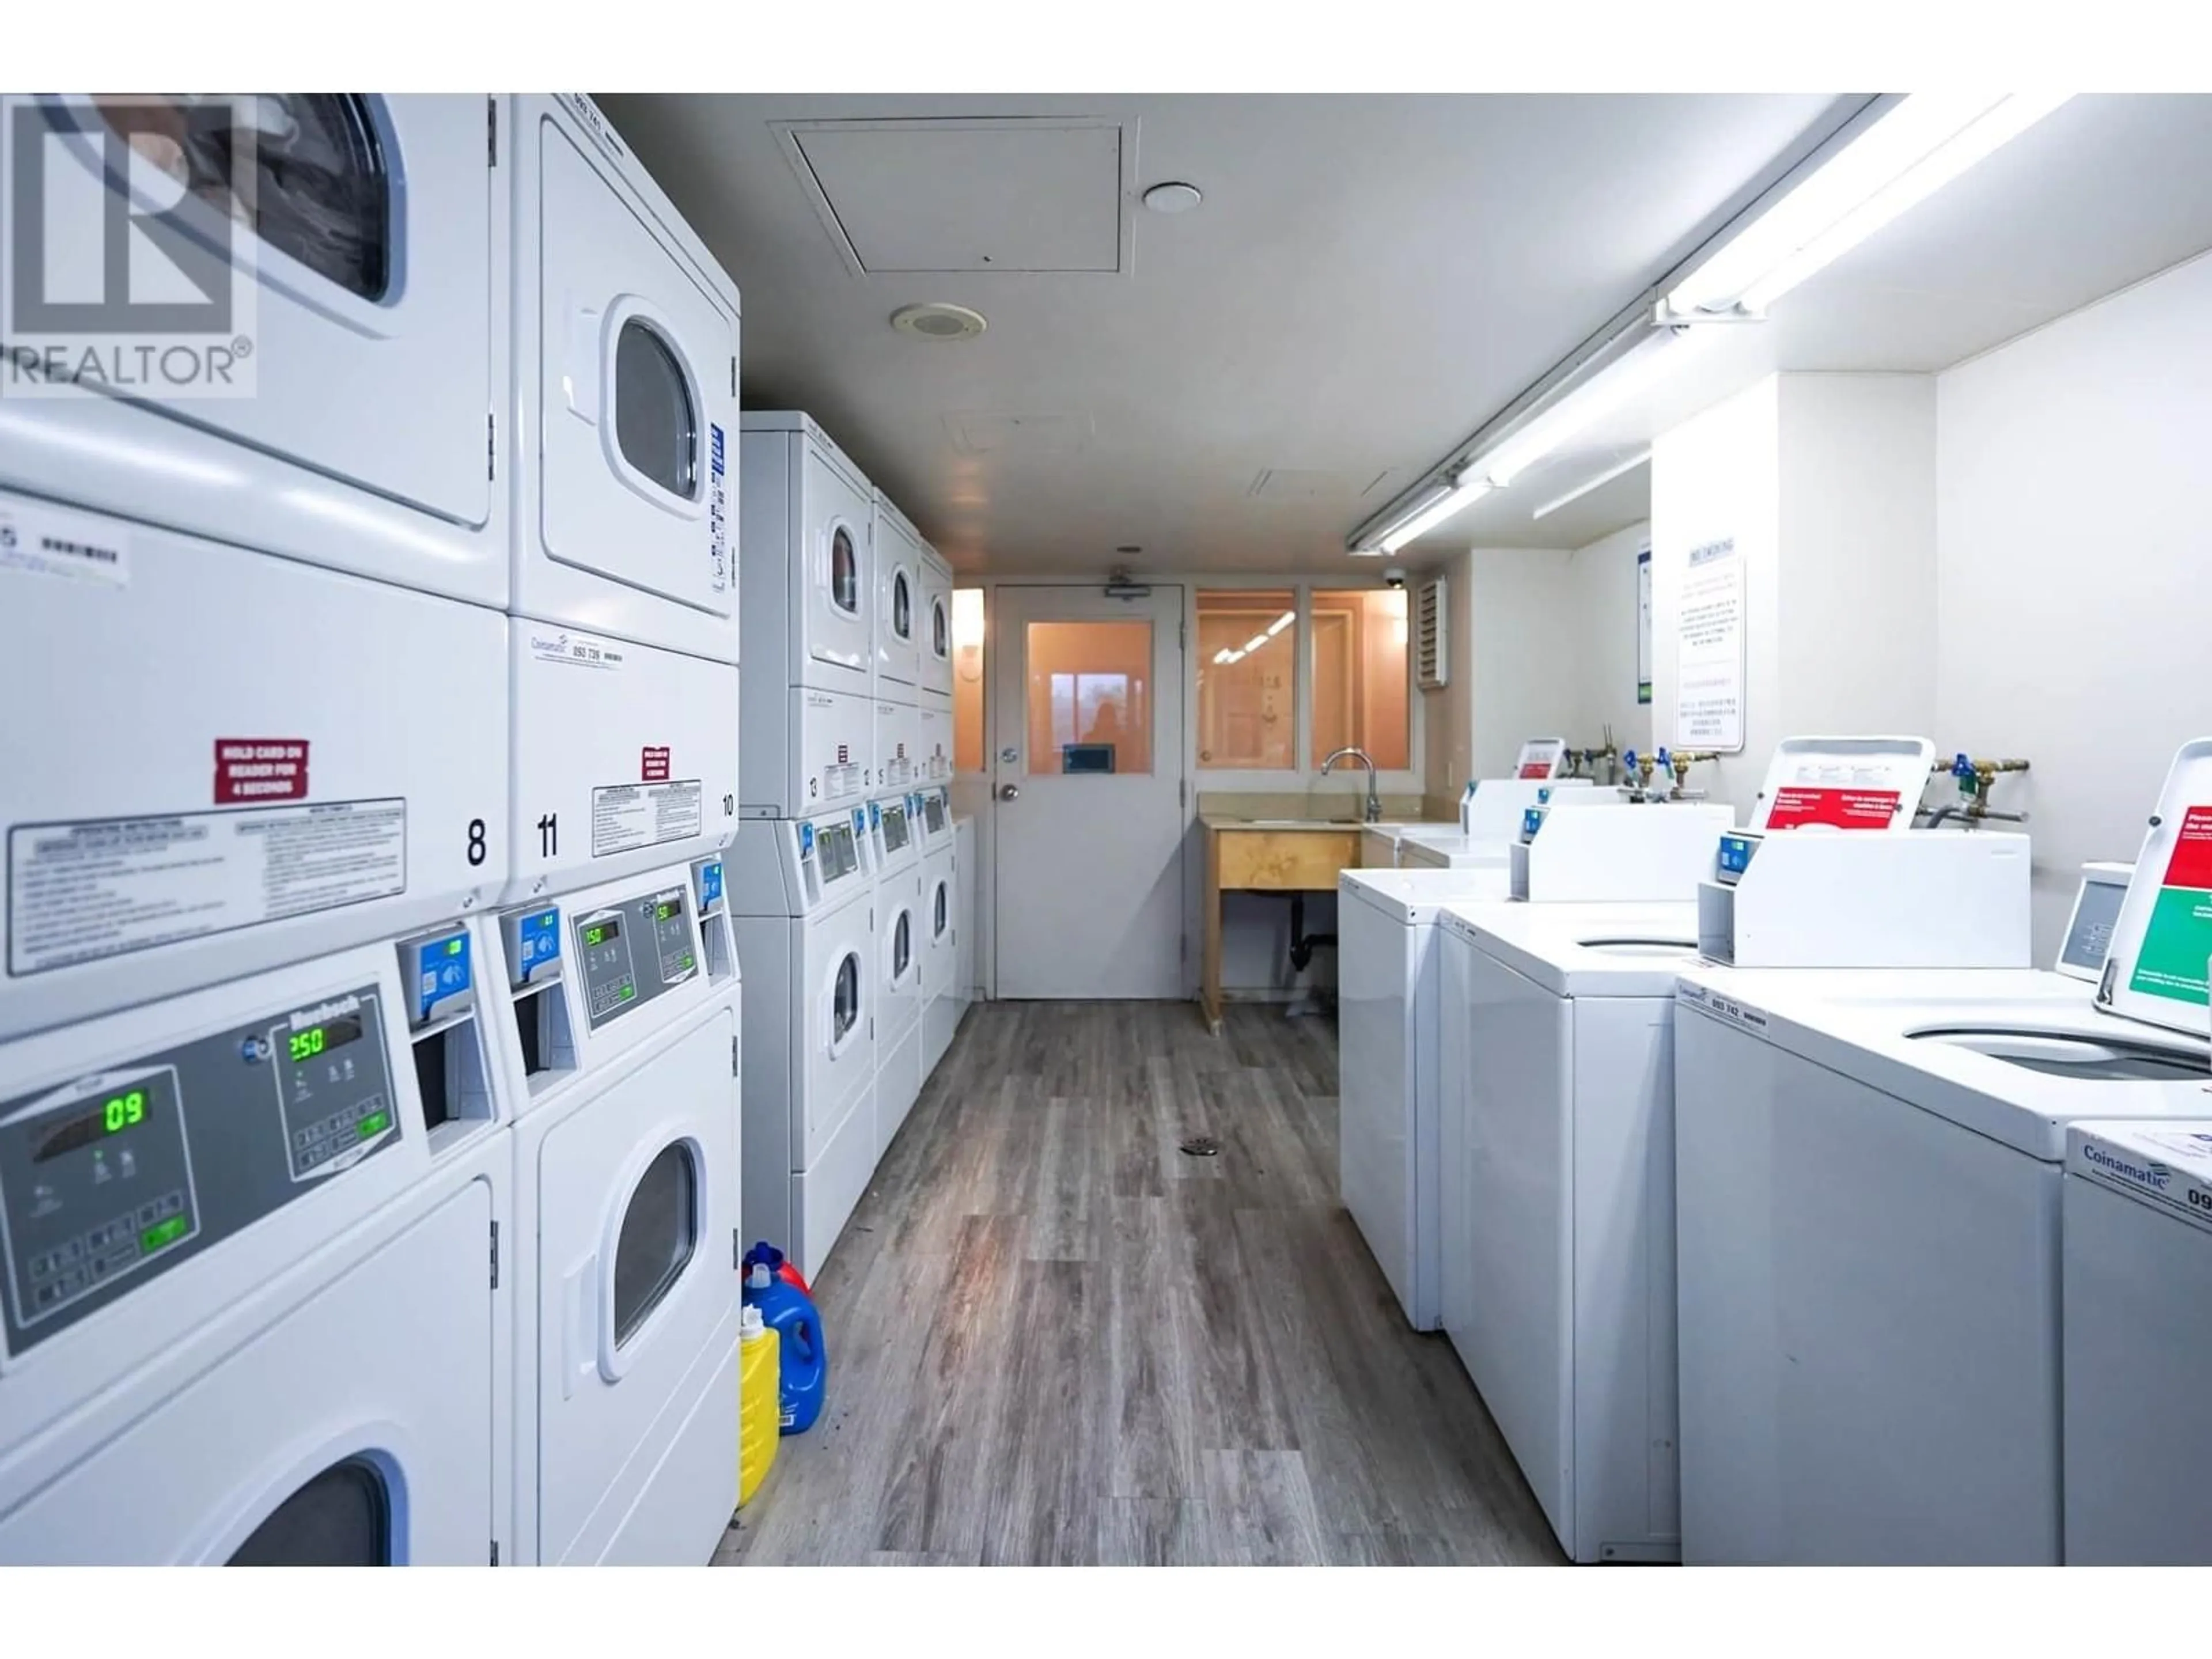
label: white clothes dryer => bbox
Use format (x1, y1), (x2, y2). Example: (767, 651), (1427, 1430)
(2063, 1119), (2212, 1565)
(921, 841), (959, 1082)
(872, 494), (925, 692)
(1, 486), (508, 1044)
(740, 412), (875, 701)
(873, 815), (926, 1161)
(487, 860), (740, 1564)
(508, 94), (740, 665)
(919, 550), (953, 710)
(729, 810), (877, 1283)
(0, 94), (509, 608)
(0, 923), (513, 1563)
(1336, 866), (1510, 1331)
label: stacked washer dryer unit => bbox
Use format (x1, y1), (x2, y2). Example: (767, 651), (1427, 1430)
(0, 93), (516, 1563)
(917, 783), (965, 1084)
(736, 415), (881, 1282)
(1673, 737), (2212, 1565)
(495, 93), (744, 1565)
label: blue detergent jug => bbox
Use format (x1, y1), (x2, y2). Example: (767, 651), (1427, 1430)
(741, 1242), (827, 1434)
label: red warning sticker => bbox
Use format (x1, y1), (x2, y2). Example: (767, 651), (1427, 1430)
(214, 738), (309, 804)
(1765, 786), (1902, 831)
(1517, 763), (1553, 779)
(641, 746), (672, 783)
(2160, 804), (2212, 889)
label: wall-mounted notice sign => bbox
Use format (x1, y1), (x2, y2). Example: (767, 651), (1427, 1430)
(1675, 535), (1744, 753)
(1636, 544), (1653, 706)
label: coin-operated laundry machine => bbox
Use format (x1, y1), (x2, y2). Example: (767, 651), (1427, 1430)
(0, 509), (509, 1043)
(868, 796), (927, 1160)
(917, 787), (960, 1081)
(486, 854), (741, 1565)
(919, 547), (954, 715)
(0, 94), (510, 601)
(503, 93), (742, 907)
(740, 413), (878, 817)
(0, 919), (514, 1563)
(729, 809), (878, 1283)
(872, 493), (926, 696)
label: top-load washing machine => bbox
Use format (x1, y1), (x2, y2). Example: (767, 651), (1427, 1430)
(0, 94), (509, 607)
(2062, 1117), (2212, 1565)
(740, 412), (877, 817)
(0, 918), (513, 1562)
(872, 493), (926, 695)
(729, 808), (878, 1283)
(1337, 865), (1514, 1331)
(1671, 747), (2212, 1563)
(503, 96), (741, 908)
(486, 854), (741, 1564)
(919, 547), (953, 712)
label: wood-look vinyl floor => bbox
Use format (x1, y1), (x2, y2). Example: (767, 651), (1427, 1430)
(715, 1001), (1564, 1567)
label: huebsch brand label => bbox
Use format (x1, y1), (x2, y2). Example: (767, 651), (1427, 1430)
(0, 499), (130, 589)
(2130, 804), (2212, 1006)
(213, 738), (309, 804)
(7, 800), (407, 975)
(590, 780), (703, 858)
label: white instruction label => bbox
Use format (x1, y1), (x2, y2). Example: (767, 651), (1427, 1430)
(9, 800), (406, 976)
(591, 780), (703, 858)
(0, 499), (130, 589)
(525, 627), (627, 672)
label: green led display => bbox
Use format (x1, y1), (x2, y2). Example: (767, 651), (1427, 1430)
(141, 1214), (189, 1253)
(620, 984), (634, 1000)
(102, 1089), (147, 1134)
(444, 938), (463, 956)
(656, 901), (680, 922)
(584, 925), (608, 947)
(289, 1026), (326, 1064)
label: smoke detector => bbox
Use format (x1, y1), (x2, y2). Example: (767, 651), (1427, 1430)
(890, 301), (987, 342)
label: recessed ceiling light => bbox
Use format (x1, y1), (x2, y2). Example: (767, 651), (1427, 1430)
(1141, 181), (1203, 215)
(890, 302), (987, 342)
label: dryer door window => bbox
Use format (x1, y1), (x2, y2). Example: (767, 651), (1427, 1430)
(832, 952), (862, 1047)
(933, 880), (950, 943)
(226, 1457), (391, 1566)
(613, 1141), (700, 1347)
(831, 524), (861, 616)
(931, 594), (950, 662)
(613, 319), (701, 503)
(97, 94), (392, 302)
(893, 911), (913, 982)
(892, 569), (914, 643)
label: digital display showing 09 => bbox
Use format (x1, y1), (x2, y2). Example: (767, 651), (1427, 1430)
(33, 1083), (158, 1163)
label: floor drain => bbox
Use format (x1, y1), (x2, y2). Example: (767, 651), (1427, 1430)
(1179, 1136), (1221, 1157)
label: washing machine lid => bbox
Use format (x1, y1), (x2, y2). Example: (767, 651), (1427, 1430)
(2069, 1119), (2212, 1229)
(1338, 866), (1510, 926)
(1676, 967), (2208, 1160)
(1745, 735), (1936, 832)
(1398, 829), (1513, 869)
(1465, 902), (1701, 996)
(2094, 738), (2212, 1039)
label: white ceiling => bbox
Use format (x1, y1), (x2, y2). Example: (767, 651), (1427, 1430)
(600, 93), (1849, 573)
(600, 93), (2212, 575)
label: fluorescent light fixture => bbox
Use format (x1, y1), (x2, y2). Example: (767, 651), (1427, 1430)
(1353, 476), (1453, 554)
(1479, 329), (1708, 489)
(1243, 632), (1271, 653)
(1213, 647), (1236, 665)
(1668, 93), (2072, 316)
(1532, 448), (1652, 521)
(1378, 475), (1493, 555)
(1266, 611), (1294, 637)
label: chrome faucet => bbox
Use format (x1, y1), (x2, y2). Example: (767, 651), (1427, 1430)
(1321, 747), (1382, 823)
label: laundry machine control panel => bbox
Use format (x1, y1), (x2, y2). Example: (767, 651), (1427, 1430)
(573, 886), (700, 1033)
(1715, 831), (1760, 884)
(0, 984), (400, 1355)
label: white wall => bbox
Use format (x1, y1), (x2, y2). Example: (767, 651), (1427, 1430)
(1652, 373), (1937, 823)
(1567, 520), (1654, 758)
(1465, 547), (1584, 784)
(1937, 251), (2212, 958)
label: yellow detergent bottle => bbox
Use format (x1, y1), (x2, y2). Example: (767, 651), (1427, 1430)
(738, 1303), (781, 1508)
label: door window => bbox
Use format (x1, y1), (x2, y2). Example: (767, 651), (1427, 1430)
(97, 94), (391, 302)
(613, 320), (699, 502)
(226, 1458), (390, 1566)
(830, 526), (860, 616)
(892, 570), (913, 642)
(832, 952), (862, 1043)
(613, 1142), (699, 1347)
(893, 911), (912, 980)
(1197, 589), (1297, 770)
(1025, 620), (1153, 775)
(933, 881), (949, 941)
(932, 596), (950, 661)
